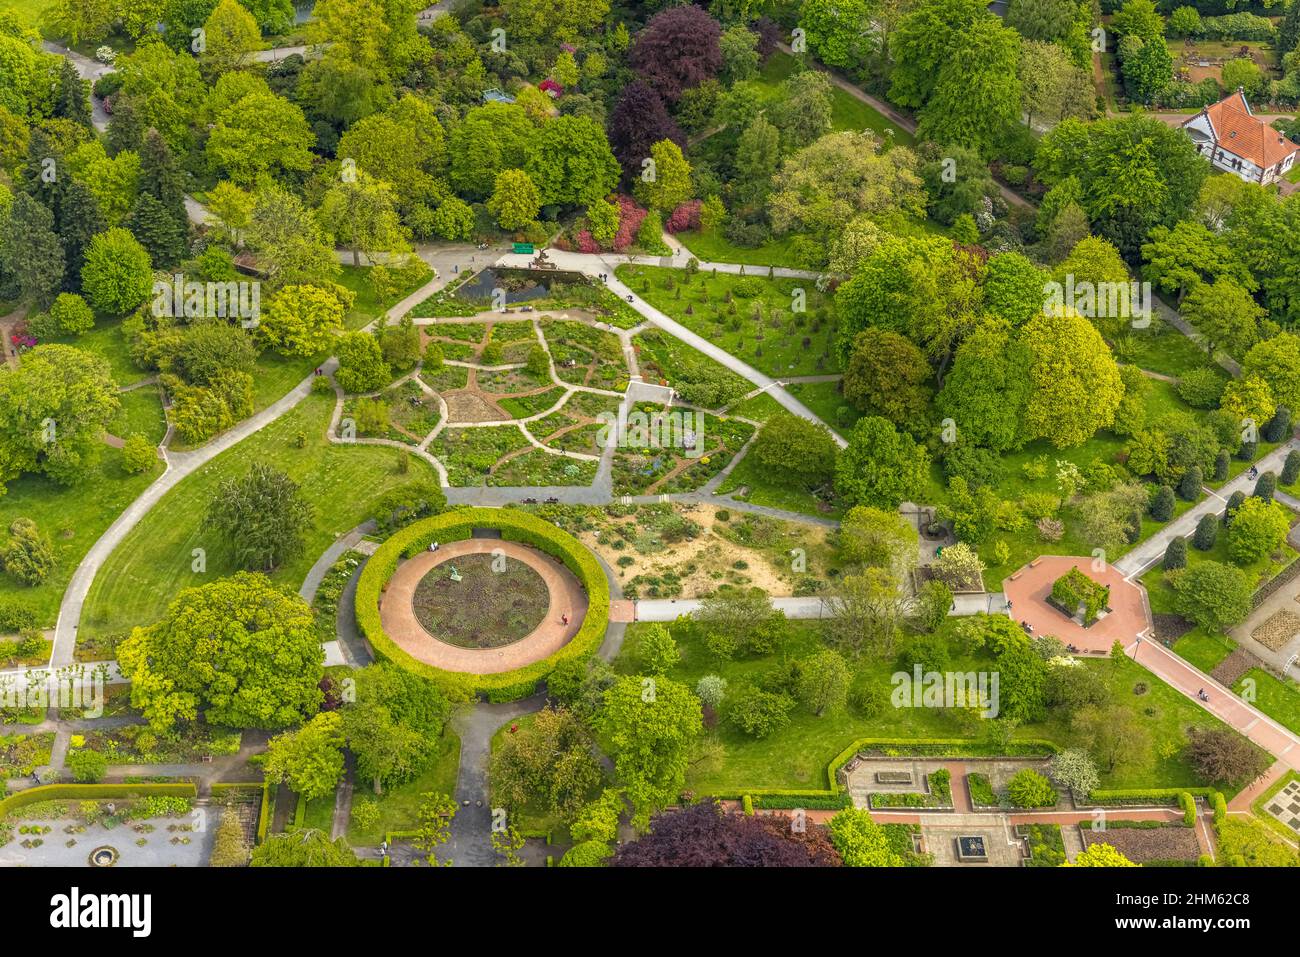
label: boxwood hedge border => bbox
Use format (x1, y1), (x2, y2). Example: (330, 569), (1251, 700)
(354, 507), (610, 702)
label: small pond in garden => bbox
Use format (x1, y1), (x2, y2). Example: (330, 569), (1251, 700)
(453, 268), (591, 305)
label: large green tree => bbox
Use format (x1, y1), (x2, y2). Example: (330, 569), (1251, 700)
(204, 462), (315, 571)
(117, 571), (325, 733)
(834, 416), (929, 509)
(0, 344), (119, 487)
(600, 675), (702, 824)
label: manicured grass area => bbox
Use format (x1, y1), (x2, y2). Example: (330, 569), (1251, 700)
(715, 447), (841, 520)
(79, 390), (439, 640)
(53, 316), (151, 389)
(1234, 668), (1300, 736)
(302, 793), (335, 833)
(787, 380), (853, 432)
(346, 731), (460, 846)
(614, 618), (1242, 794)
(108, 386), (166, 443)
(336, 264), (432, 331)
(1114, 316), (1214, 380)
(618, 265), (837, 379)
(728, 390), (785, 424)
(675, 228), (810, 269)
(0, 449), (156, 628)
(1172, 628), (1236, 674)
(758, 52), (916, 147)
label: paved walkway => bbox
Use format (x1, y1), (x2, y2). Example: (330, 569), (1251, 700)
(50, 359), (336, 666)
(1129, 637), (1300, 773)
(1113, 438), (1299, 578)
(379, 539), (587, 674)
(1002, 555), (1149, 652)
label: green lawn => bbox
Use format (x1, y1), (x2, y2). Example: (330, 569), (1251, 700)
(346, 731), (460, 846)
(53, 316), (151, 389)
(1114, 317), (1214, 380)
(0, 0), (48, 27)
(715, 448), (841, 520)
(78, 390), (439, 641)
(1234, 668), (1300, 736)
(674, 228), (809, 269)
(0, 449), (157, 629)
(757, 52), (916, 147)
(108, 386), (166, 443)
(619, 265), (837, 379)
(613, 618), (1249, 795)
(1172, 628), (1236, 674)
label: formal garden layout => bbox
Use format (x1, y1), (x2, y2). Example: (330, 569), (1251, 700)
(3, 0), (1300, 882)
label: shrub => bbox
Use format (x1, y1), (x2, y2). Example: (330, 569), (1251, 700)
(1282, 450), (1300, 487)
(727, 685), (795, 738)
(1224, 490), (1246, 525)
(1254, 471), (1277, 502)
(558, 840), (612, 867)
(741, 794), (754, 816)
(46, 293), (95, 336)
(1179, 791), (1196, 827)
(0, 599), (37, 632)
(1192, 513), (1218, 550)
(1149, 485), (1175, 521)
(2, 518), (55, 586)
(121, 433), (157, 474)
(1238, 438), (1258, 461)
(1178, 465), (1203, 502)
(1163, 536), (1187, 571)
(1213, 449), (1230, 482)
(1176, 368), (1223, 408)
(350, 797), (380, 831)
(1007, 769), (1057, 808)
(1263, 405), (1292, 443)
(67, 749), (108, 784)
(1212, 791), (1227, 825)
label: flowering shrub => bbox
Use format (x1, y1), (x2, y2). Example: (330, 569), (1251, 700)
(612, 195), (648, 252)
(666, 200), (702, 233)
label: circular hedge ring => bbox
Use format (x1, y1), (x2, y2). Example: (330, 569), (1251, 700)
(355, 508), (610, 701)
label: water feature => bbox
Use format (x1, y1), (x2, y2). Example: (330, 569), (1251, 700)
(453, 268), (591, 306)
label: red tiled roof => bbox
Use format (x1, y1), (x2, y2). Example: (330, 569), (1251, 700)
(1196, 91), (1300, 169)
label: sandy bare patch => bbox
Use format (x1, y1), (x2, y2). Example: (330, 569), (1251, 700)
(444, 391), (505, 423)
(581, 502), (830, 598)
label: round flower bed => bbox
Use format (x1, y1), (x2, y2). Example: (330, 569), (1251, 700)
(355, 507), (610, 701)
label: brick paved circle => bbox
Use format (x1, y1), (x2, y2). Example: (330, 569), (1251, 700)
(380, 538), (588, 674)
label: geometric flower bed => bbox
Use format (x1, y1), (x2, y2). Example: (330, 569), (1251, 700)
(1250, 609), (1300, 652)
(354, 507), (610, 702)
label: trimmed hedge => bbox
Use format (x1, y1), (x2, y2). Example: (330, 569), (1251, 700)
(258, 780), (273, 844)
(1179, 791), (1196, 827)
(0, 782), (197, 819)
(354, 507), (611, 701)
(1212, 791), (1227, 826)
(1085, 786), (1216, 807)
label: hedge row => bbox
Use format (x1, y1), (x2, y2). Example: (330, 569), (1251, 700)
(710, 738), (1058, 807)
(0, 782), (198, 819)
(354, 507), (611, 701)
(1085, 786), (1217, 807)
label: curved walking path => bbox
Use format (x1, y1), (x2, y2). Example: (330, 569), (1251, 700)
(379, 539), (587, 674)
(49, 359), (335, 666)
(490, 249), (844, 447)
(1113, 437), (1299, 577)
